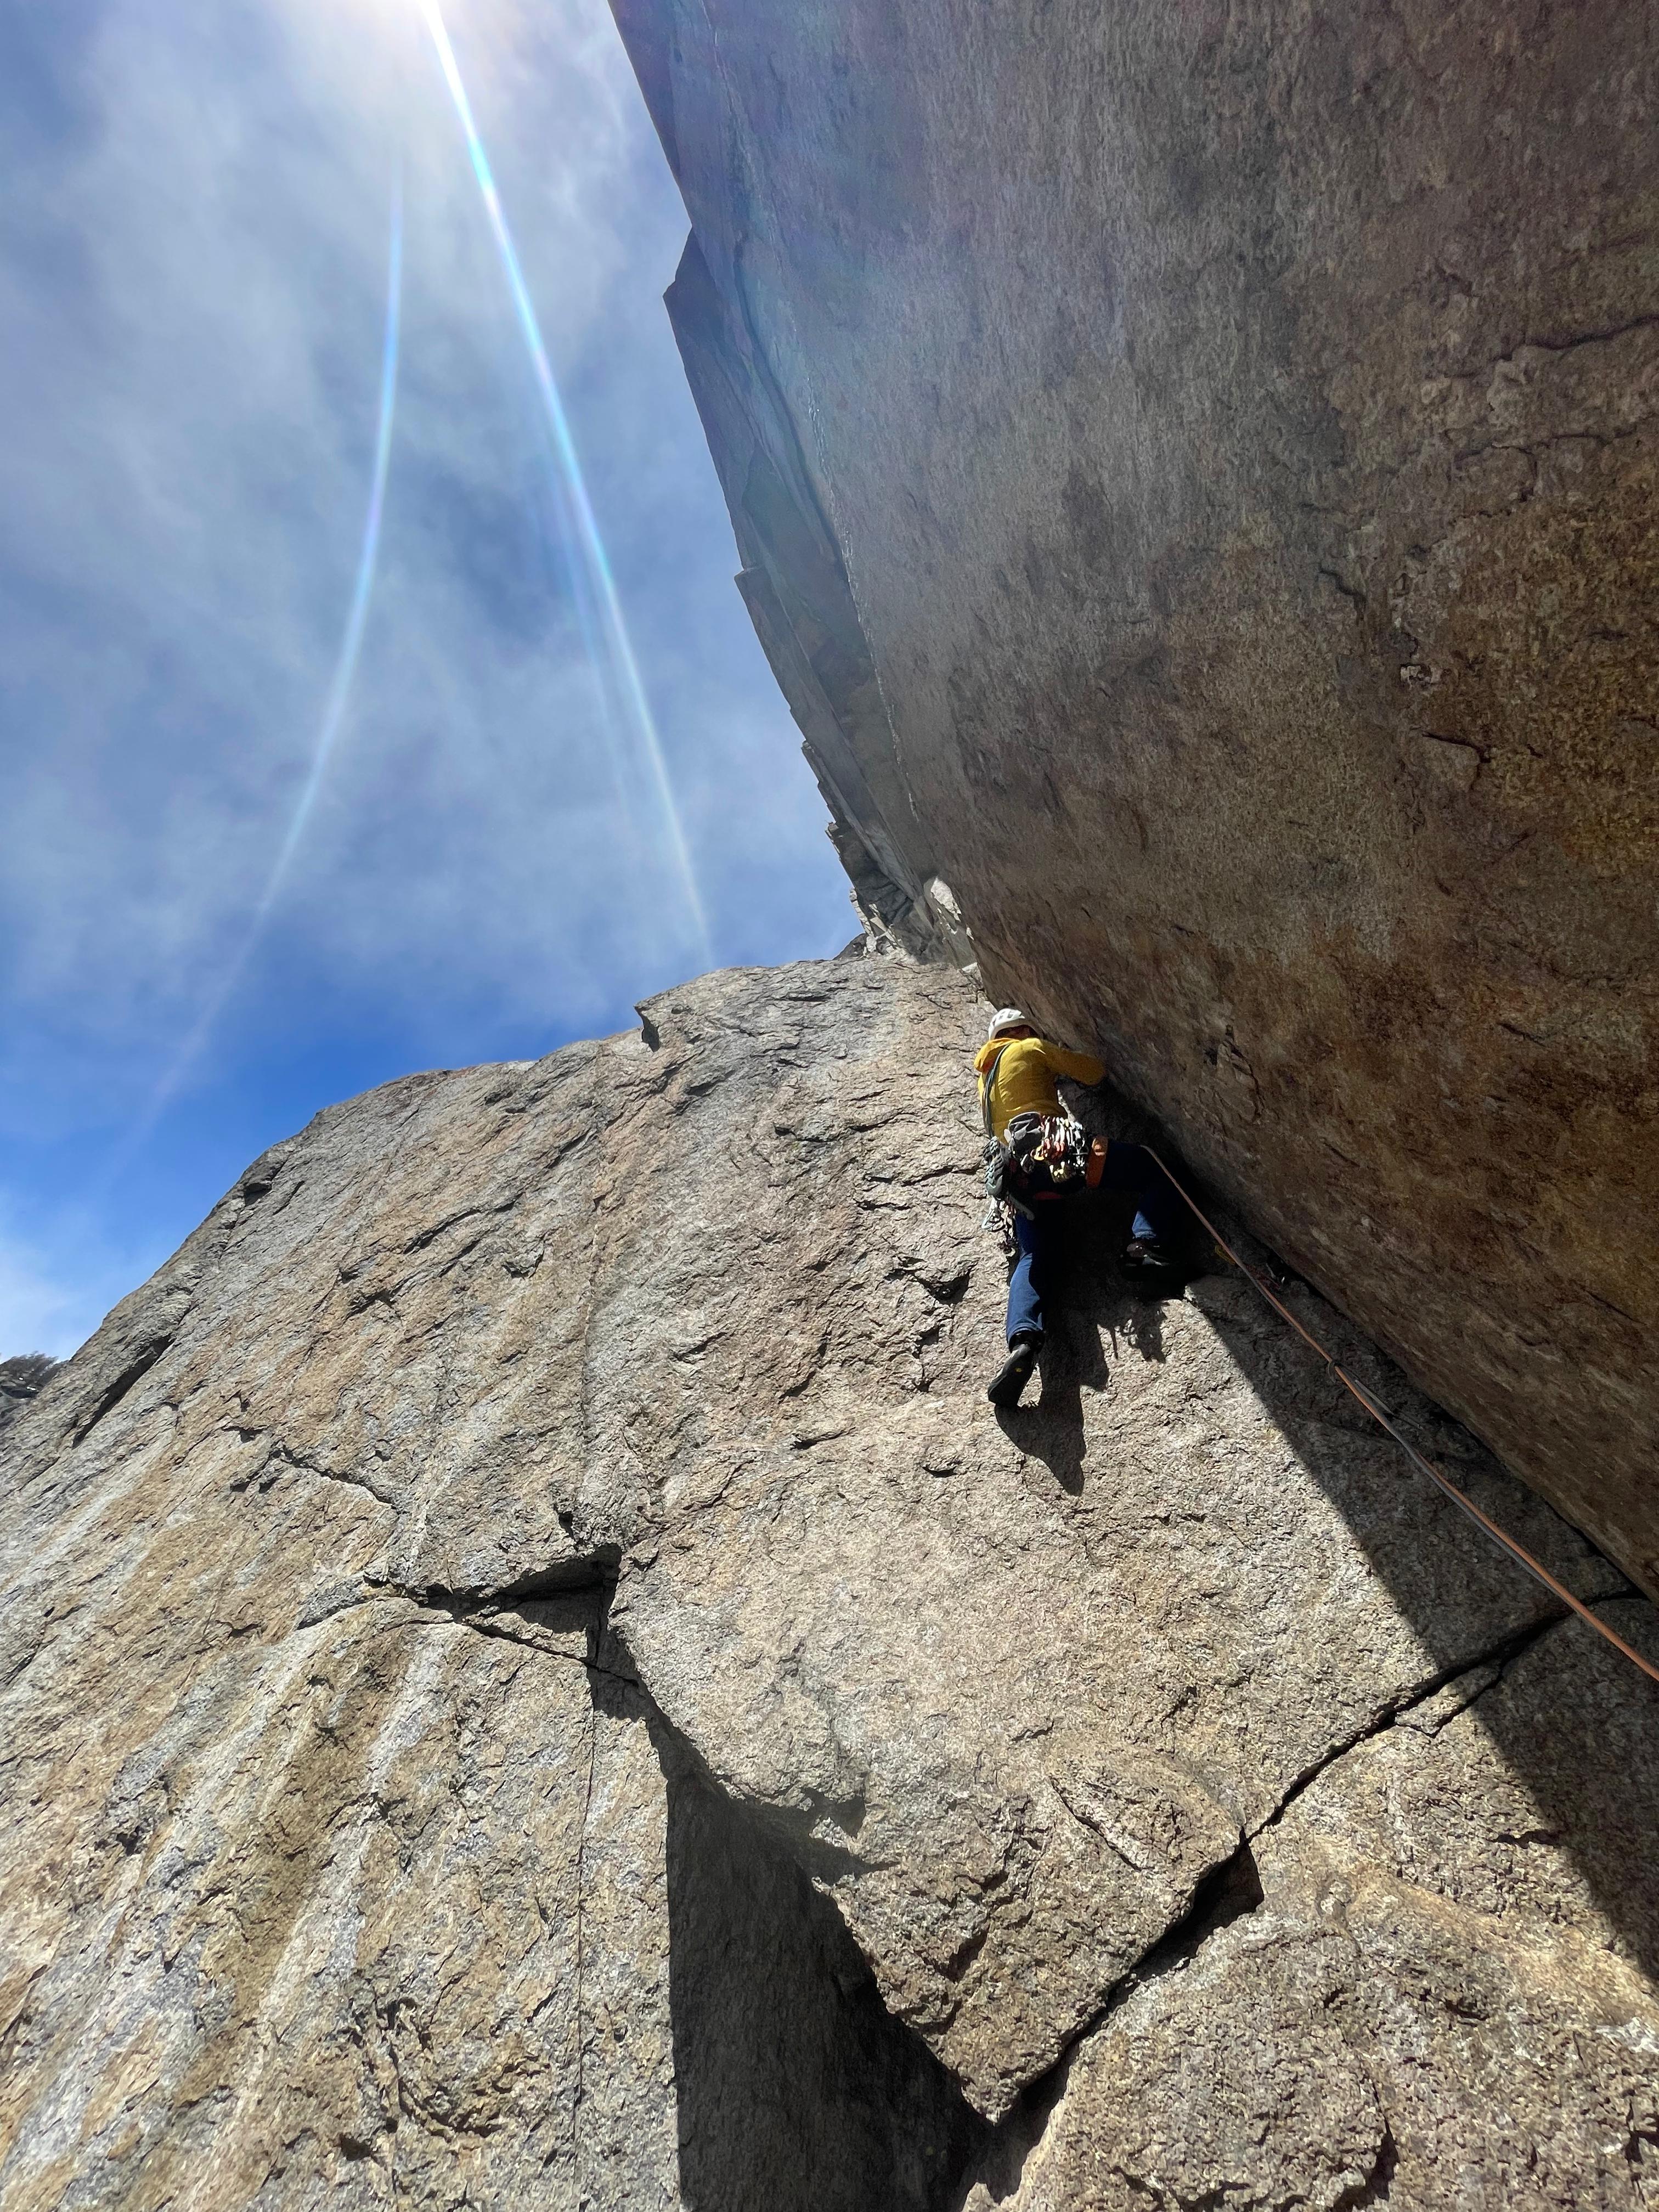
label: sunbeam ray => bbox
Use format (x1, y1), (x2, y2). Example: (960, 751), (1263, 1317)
(416, 0), (713, 964)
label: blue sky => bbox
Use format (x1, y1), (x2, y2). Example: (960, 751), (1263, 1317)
(0, 0), (851, 1358)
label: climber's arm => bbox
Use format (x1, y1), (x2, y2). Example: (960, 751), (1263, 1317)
(1047, 1045), (1107, 1088)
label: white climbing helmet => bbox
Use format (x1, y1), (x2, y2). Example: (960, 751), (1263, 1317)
(987, 1007), (1031, 1041)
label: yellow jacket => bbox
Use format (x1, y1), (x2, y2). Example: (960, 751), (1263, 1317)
(974, 1035), (1105, 1141)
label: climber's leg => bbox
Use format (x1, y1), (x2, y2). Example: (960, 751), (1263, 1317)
(990, 1211), (1049, 1406)
(1004, 1208), (1051, 1345)
(1098, 1142), (1186, 1266)
(988, 1336), (1039, 1407)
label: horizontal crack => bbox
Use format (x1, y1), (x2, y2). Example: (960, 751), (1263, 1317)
(408, 1606), (642, 1688)
(409, 1549), (623, 1611)
(1249, 1610), (1566, 1843)
(267, 1442), (400, 1508)
(402, 1197), (519, 1255)
(380, 1552), (637, 1686)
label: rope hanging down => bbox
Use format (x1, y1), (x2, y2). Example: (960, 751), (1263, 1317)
(1143, 1148), (1659, 1690)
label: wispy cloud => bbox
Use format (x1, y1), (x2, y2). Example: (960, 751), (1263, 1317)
(0, 1210), (150, 1363)
(0, 0), (850, 1350)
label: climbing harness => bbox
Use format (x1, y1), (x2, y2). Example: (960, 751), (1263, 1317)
(980, 1048), (1107, 1257)
(1143, 1146), (1659, 1690)
(996, 1111), (1093, 1198)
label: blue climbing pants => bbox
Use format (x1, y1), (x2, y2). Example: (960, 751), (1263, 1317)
(1098, 1139), (1185, 1248)
(1005, 1206), (1058, 1346)
(1004, 1142), (1185, 1346)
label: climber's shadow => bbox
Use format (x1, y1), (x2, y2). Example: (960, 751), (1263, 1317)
(993, 1197), (1169, 1496)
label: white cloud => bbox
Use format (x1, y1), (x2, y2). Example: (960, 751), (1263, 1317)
(0, 1208), (153, 1362)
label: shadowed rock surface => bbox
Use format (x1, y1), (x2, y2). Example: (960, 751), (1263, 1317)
(607, 0), (1659, 1601)
(2, 956), (1656, 2205)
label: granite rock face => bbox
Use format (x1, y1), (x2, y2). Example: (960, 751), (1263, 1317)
(3, 956), (1657, 2206)
(608, 0), (1659, 1601)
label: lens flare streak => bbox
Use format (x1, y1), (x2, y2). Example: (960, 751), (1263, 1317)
(417, 0), (711, 961)
(131, 177), (405, 1143)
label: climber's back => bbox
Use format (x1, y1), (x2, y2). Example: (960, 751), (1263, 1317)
(974, 1019), (1104, 1140)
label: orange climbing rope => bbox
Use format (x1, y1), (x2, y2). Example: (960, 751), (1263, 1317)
(1143, 1147), (1659, 1690)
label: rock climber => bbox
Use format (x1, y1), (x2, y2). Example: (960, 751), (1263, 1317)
(975, 1007), (1187, 1408)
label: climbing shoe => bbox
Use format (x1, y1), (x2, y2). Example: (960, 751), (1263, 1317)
(1122, 1236), (1173, 1274)
(987, 1335), (1041, 1408)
